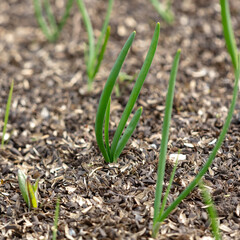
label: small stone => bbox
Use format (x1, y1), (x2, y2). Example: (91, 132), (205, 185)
(117, 25), (127, 37)
(41, 107), (50, 119)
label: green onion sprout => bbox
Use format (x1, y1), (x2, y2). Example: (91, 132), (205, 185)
(33, 0), (74, 42)
(18, 170), (40, 209)
(152, 0), (240, 236)
(150, 0), (174, 24)
(76, 0), (113, 90)
(95, 23), (160, 163)
(153, 49), (181, 237)
(1, 80), (14, 148)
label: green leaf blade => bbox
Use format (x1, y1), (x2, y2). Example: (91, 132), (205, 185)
(76, 0), (95, 78)
(152, 49), (181, 237)
(43, 0), (58, 35)
(220, 0), (238, 70)
(104, 97), (111, 157)
(110, 22), (160, 158)
(113, 107), (142, 162)
(95, 0), (114, 57)
(27, 177), (38, 209)
(58, 0), (74, 33)
(92, 26), (111, 80)
(150, 0), (174, 24)
(33, 177), (40, 193)
(18, 170), (30, 208)
(2, 80), (14, 148)
(155, 53), (240, 227)
(33, 0), (53, 41)
(95, 31), (136, 163)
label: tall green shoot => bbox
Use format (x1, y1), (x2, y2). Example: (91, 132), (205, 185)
(220, 0), (238, 69)
(76, 0), (113, 90)
(18, 170), (40, 209)
(153, 49), (181, 229)
(33, 0), (74, 42)
(1, 80), (14, 148)
(152, 0), (240, 237)
(150, 0), (174, 24)
(95, 23), (160, 163)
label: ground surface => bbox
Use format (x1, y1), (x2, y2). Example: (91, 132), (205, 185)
(0, 0), (240, 239)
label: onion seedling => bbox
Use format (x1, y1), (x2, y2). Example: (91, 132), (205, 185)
(95, 23), (160, 163)
(76, 0), (113, 90)
(150, 0), (174, 24)
(18, 170), (40, 209)
(152, 0), (240, 237)
(153, 49), (181, 236)
(220, 0), (238, 70)
(33, 0), (74, 42)
(199, 180), (221, 240)
(1, 80), (14, 148)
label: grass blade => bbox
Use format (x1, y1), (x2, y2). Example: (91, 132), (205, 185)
(104, 97), (111, 157)
(95, 32), (136, 163)
(58, 0), (74, 33)
(113, 107), (142, 162)
(27, 177), (38, 208)
(92, 26), (111, 80)
(95, 0), (114, 58)
(153, 53), (240, 229)
(33, 0), (52, 41)
(110, 23), (160, 159)
(153, 2), (240, 228)
(199, 180), (221, 240)
(76, 0), (95, 78)
(18, 170), (30, 208)
(1, 80), (14, 148)
(33, 177), (40, 194)
(52, 197), (60, 240)
(220, 0), (238, 70)
(153, 49), (181, 227)
(150, 0), (174, 24)
(33, 0), (73, 42)
(43, 0), (58, 35)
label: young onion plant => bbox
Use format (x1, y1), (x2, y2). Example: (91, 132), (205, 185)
(76, 0), (113, 90)
(152, 49), (181, 236)
(1, 80), (14, 148)
(152, 0), (240, 237)
(33, 0), (74, 42)
(150, 0), (174, 24)
(18, 170), (40, 209)
(95, 23), (160, 163)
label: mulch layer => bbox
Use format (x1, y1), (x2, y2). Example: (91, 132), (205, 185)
(0, 0), (240, 239)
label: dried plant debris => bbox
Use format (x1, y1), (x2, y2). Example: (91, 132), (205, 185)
(1, 0), (240, 239)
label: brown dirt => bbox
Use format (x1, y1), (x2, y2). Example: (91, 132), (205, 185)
(0, 0), (240, 239)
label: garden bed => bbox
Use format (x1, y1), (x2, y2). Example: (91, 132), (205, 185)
(0, 0), (240, 239)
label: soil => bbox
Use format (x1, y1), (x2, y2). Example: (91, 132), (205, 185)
(1, 0), (240, 239)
